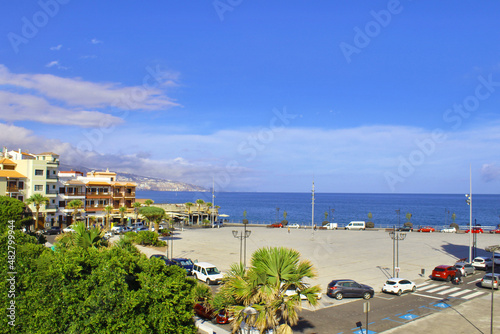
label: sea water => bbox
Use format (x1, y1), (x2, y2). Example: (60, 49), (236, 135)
(136, 191), (500, 230)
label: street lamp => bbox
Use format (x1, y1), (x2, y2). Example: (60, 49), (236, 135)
(485, 245), (499, 334)
(232, 229), (251, 268)
(243, 305), (258, 334)
(389, 228), (407, 278)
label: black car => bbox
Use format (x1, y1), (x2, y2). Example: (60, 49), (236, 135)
(327, 279), (374, 300)
(171, 258), (194, 275)
(398, 226), (413, 232)
(149, 254), (175, 266)
(43, 226), (61, 235)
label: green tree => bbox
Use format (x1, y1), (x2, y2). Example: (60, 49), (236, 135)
(406, 212), (412, 223)
(196, 199), (205, 224)
(67, 199), (84, 227)
(139, 206), (165, 232)
(242, 210), (248, 225)
(104, 205), (113, 229)
(26, 193), (49, 231)
(185, 202), (193, 225)
(0, 229), (196, 334)
(221, 247), (320, 333)
(0, 196), (26, 232)
(119, 206), (127, 225)
(57, 221), (106, 250)
(133, 201), (142, 223)
(144, 199), (154, 206)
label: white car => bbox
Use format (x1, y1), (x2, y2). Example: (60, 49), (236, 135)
(284, 285), (322, 300)
(192, 262), (224, 285)
(382, 278), (416, 296)
(472, 257), (490, 270)
(440, 227), (456, 233)
(62, 226), (76, 233)
(289, 224), (300, 229)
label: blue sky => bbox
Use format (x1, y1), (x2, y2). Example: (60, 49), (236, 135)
(1, 1), (500, 193)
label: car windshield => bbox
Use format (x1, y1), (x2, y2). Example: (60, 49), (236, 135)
(385, 281), (396, 285)
(179, 260), (193, 265)
(434, 268), (445, 272)
(206, 267), (220, 275)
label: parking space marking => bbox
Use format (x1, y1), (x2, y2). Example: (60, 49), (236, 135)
(412, 293), (443, 300)
(426, 285), (451, 293)
(461, 291), (486, 300)
(436, 287), (460, 295)
(415, 284), (435, 291)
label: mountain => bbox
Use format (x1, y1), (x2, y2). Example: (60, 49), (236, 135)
(59, 163), (207, 192)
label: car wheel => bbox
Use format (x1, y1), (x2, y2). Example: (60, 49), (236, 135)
(412, 285), (416, 292)
(464, 272), (468, 277)
(335, 293), (343, 300)
(206, 278), (211, 285)
(446, 276), (451, 282)
(397, 290), (402, 296)
(363, 292), (372, 300)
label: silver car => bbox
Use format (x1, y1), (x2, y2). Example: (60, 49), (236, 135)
(480, 273), (499, 289)
(454, 262), (475, 276)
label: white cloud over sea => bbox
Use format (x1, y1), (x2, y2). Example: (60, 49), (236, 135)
(2, 120), (500, 193)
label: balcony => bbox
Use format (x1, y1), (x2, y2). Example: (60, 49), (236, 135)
(7, 186), (22, 193)
(113, 191), (136, 198)
(45, 189), (58, 195)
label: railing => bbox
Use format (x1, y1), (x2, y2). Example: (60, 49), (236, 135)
(45, 189), (58, 195)
(7, 186), (21, 192)
(113, 192), (136, 197)
(64, 192), (86, 196)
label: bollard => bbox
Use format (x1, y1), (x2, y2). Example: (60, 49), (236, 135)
(421, 268), (425, 276)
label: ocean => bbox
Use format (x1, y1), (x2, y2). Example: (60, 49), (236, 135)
(136, 191), (500, 230)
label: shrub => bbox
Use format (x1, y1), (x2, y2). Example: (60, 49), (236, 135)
(135, 231), (166, 247)
(281, 220), (288, 226)
(366, 222), (375, 228)
(404, 222), (413, 228)
(322, 221), (329, 226)
(450, 223), (459, 230)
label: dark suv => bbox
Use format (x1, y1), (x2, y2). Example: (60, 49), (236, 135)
(326, 279), (374, 300)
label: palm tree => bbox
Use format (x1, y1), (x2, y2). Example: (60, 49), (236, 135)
(133, 202), (142, 223)
(185, 202), (194, 225)
(119, 206), (127, 225)
(26, 193), (49, 231)
(104, 205), (113, 229)
(196, 199), (205, 224)
(67, 199), (84, 226)
(223, 247), (321, 333)
(60, 221), (105, 249)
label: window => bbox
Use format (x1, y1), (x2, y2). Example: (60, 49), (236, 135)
(34, 185), (43, 191)
(59, 201), (65, 208)
(35, 169), (43, 176)
(18, 181), (24, 189)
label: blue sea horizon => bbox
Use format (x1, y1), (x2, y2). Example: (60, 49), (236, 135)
(136, 191), (500, 230)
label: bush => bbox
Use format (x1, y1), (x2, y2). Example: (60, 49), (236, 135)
(281, 220), (288, 226)
(450, 223), (459, 230)
(366, 222), (375, 228)
(404, 222), (413, 228)
(135, 231), (166, 247)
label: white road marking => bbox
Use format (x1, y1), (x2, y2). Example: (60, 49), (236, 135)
(426, 285), (451, 293)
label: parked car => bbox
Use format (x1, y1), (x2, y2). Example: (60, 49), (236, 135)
(398, 226), (413, 232)
(62, 225), (76, 233)
(417, 226), (435, 232)
(134, 226), (150, 233)
(192, 262), (224, 285)
(323, 222), (338, 230)
(284, 284), (322, 300)
(485, 256), (500, 269)
(193, 303), (233, 324)
(344, 221), (366, 230)
(103, 231), (114, 239)
(465, 227), (483, 233)
(267, 222), (283, 228)
(440, 227), (456, 233)
(289, 223), (300, 229)
(431, 265), (457, 281)
(150, 254), (175, 266)
(111, 225), (131, 234)
(382, 278), (416, 296)
(326, 279), (374, 300)
(480, 273), (499, 289)
(212, 221), (224, 228)
(489, 229), (500, 234)
(170, 258), (194, 275)
(43, 226), (61, 235)
(472, 257), (491, 270)
(454, 262), (475, 276)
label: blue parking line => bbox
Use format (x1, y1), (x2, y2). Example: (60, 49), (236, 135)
(382, 317), (405, 324)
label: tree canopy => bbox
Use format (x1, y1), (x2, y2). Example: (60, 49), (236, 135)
(0, 196), (26, 232)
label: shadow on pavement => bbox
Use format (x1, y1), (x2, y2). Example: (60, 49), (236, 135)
(291, 318), (316, 333)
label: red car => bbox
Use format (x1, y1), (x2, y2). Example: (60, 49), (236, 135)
(417, 226), (435, 233)
(431, 265), (457, 281)
(465, 227), (484, 233)
(489, 229), (500, 234)
(194, 303), (232, 324)
(267, 222), (283, 228)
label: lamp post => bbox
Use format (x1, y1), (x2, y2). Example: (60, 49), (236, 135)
(485, 245), (499, 334)
(466, 165), (472, 262)
(243, 305), (258, 334)
(232, 229), (251, 268)
(389, 229), (407, 278)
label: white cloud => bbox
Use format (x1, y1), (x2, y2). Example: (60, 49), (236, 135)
(45, 60), (68, 70)
(91, 38), (103, 44)
(50, 44), (62, 51)
(0, 64), (179, 111)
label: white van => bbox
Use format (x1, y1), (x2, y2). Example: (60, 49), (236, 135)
(345, 221), (366, 230)
(192, 262), (224, 285)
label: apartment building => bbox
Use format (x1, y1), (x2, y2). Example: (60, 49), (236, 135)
(0, 157), (27, 201)
(7, 149), (60, 228)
